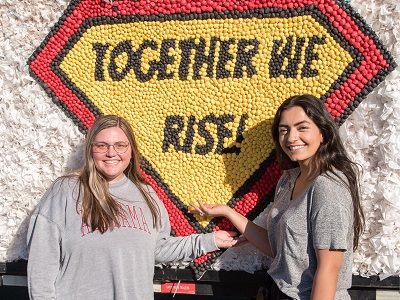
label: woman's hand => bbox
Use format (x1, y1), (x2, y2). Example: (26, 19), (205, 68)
(189, 200), (231, 218)
(214, 230), (246, 248)
(190, 200), (273, 256)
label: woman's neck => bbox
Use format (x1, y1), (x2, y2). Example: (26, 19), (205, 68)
(291, 167), (320, 200)
(298, 164), (320, 182)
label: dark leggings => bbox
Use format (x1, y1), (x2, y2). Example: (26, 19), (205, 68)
(257, 274), (293, 300)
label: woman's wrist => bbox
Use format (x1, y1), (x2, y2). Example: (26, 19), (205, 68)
(224, 206), (239, 220)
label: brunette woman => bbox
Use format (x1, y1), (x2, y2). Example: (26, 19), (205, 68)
(191, 94), (364, 300)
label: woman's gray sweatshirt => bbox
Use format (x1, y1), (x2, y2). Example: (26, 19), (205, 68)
(27, 176), (218, 300)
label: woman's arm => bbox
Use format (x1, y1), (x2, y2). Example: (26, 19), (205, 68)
(154, 200), (240, 263)
(310, 174), (353, 299)
(311, 249), (344, 300)
(190, 200), (273, 257)
(27, 213), (61, 299)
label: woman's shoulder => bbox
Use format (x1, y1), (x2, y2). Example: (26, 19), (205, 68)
(315, 170), (348, 189)
(312, 170), (352, 207)
(37, 176), (80, 209)
(123, 178), (163, 204)
(50, 175), (80, 193)
(138, 181), (158, 197)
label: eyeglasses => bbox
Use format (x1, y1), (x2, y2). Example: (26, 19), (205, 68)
(92, 142), (130, 154)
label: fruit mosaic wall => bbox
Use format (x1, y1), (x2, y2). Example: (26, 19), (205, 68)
(1, 0), (399, 277)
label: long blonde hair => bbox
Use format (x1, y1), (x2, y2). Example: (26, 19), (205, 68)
(75, 115), (161, 233)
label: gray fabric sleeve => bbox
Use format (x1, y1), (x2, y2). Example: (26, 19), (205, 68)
(26, 178), (70, 299)
(27, 213), (61, 299)
(154, 202), (218, 263)
(310, 175), (352, 250)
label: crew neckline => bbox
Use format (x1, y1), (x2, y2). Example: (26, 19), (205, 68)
(109, 175), (128, 188)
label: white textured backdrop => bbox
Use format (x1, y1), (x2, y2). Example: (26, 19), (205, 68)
(0, 0), (399, 277)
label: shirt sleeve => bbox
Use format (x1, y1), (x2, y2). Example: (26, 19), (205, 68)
(154, 201), (218, 263)
(310, 174), (353, 251)
(27, 212), (61, 300)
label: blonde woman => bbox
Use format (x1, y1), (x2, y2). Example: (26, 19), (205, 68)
(27, 115), (240, 300)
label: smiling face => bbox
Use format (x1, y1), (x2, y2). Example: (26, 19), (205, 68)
(278, 106), (323, 170)
(92, 127), (132, 183)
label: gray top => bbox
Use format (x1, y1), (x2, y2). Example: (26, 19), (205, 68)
(266, 168), (353, 300)
(27, 176), (218, 300)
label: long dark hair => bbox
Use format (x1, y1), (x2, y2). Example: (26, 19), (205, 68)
(75, 115), (161, 233)
(271, 94), (364, 250)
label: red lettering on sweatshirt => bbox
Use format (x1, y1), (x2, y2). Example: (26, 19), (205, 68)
(126, 205), (141, 230)
(118, 204), (132, 228)
(139, 207), (150, 233)
(80, 204), (151, 237)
